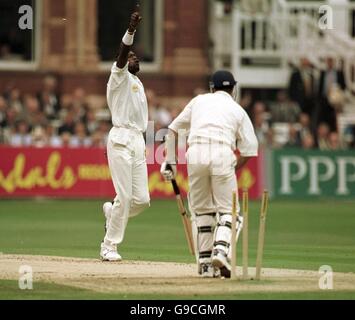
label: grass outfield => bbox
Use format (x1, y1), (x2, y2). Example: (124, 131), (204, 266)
(0, 199), (355, 299)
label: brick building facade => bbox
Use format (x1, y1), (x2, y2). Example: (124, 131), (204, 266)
(0, 0), (211, 104)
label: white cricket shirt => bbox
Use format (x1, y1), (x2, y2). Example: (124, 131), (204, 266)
(107, 62), (148, 132)
(169, 91), (258, 156)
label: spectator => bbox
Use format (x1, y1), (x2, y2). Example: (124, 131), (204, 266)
(343, 125), (355, 148)
(7, 88), (23, 114)
(146, 89), (172, 129)
(46, 124), (62, 148)
(41, 92), (58, 120)
(0, 95), (8, 127)
(8, 120), (32, 147)
(70, 122), (91, 148)
(302, 133), (315, 150)
(285, 125), (302, 148)
(97, 120), (110, 145)
(60, 132), (72, 148)
(38, 75), (60, 119)
(3, 108), (18, 133)
(288, 57), (317, 117)
(58, 93), (73, 121)
(58, 111), (76, 135)
(316, 123), (330, 150)
(298, 113), (313, 142)
(328, 132), (344, 151)
(270, 90), (301, 124)
(23, 95), (43, 128)
(32, 112), (48, 130)
(32, 126), (48, 148)
(317, 57), (346, 132)
(71, 87), (89, 122)
(85, 109), (99, 135)
(239, 90), (254, 118)
(263, 127), (282, 149)
(252, 102), (269, 146)
(91, 129), (106, 148)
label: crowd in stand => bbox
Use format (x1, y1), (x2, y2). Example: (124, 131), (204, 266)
(0, 59), (354, 150)
(242, 57), (355, 150)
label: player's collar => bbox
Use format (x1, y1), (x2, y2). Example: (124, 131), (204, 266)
(215, 91), (232, 98)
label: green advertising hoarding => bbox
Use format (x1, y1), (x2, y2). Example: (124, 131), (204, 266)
(268, 149), (355, 198)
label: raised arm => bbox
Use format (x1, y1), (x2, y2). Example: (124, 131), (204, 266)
(116, 5), (142, 69)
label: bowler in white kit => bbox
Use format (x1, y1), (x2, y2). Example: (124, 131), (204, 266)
(161, 70), (258, 277)
(100, 5), (150, 261)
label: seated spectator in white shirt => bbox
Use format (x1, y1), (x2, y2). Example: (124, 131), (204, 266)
(46, 124), (62, 148)
(91, 129), (105, 148)
(302, 133), (316, 150)
(9, 120), (32, 147)
(270, 90), (301, 124)
(32, 126), (48, 148)
(70, 122), (91, 148)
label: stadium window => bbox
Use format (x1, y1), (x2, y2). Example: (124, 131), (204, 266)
(0, 0), (39, 70)
(98, 0), (162, 72)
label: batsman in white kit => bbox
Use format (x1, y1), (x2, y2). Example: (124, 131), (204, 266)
(161, 71), (258, 277)
(100, 5), (150, 261)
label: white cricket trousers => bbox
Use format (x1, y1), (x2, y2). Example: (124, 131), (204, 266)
(187, 144), (237, 215)
(104, 127), (150, 246)
(187, 143), (238, 263)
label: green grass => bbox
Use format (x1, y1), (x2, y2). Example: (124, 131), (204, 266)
(1, 199), (354, 271)
(0, 199), (355, 299)
(0, 199), (197, 263)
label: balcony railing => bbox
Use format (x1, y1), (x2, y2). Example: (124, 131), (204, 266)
(212, 0), (355, 94)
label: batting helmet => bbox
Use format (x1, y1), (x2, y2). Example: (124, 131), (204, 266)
(210, 70), (237, 90)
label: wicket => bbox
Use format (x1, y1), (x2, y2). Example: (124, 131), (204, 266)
(230, 191), (238, 280)
(242, 189), (249, 280)
(230, 189), (269, 281)
(255, 190), (269, 280)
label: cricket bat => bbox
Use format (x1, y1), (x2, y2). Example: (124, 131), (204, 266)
(170, 179), (195, 256)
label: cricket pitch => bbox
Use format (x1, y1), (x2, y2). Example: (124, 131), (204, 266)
(1, 254), (355, 296)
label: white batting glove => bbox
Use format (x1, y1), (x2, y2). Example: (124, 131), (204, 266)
(160, 162), (177, 182)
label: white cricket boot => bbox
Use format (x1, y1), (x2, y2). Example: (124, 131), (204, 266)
(100, 242), (122, 262)
(200, 263), (215, 278)
(212, 249), (231, 278)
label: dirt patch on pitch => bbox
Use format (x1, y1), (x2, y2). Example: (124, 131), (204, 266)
(1, 254), (355, 296)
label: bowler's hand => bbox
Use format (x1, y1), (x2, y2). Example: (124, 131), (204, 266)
(160, 162), (177, 182)
(128, 5), (142, 33)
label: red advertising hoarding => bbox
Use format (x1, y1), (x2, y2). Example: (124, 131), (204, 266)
(0, 147), (263, 199)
